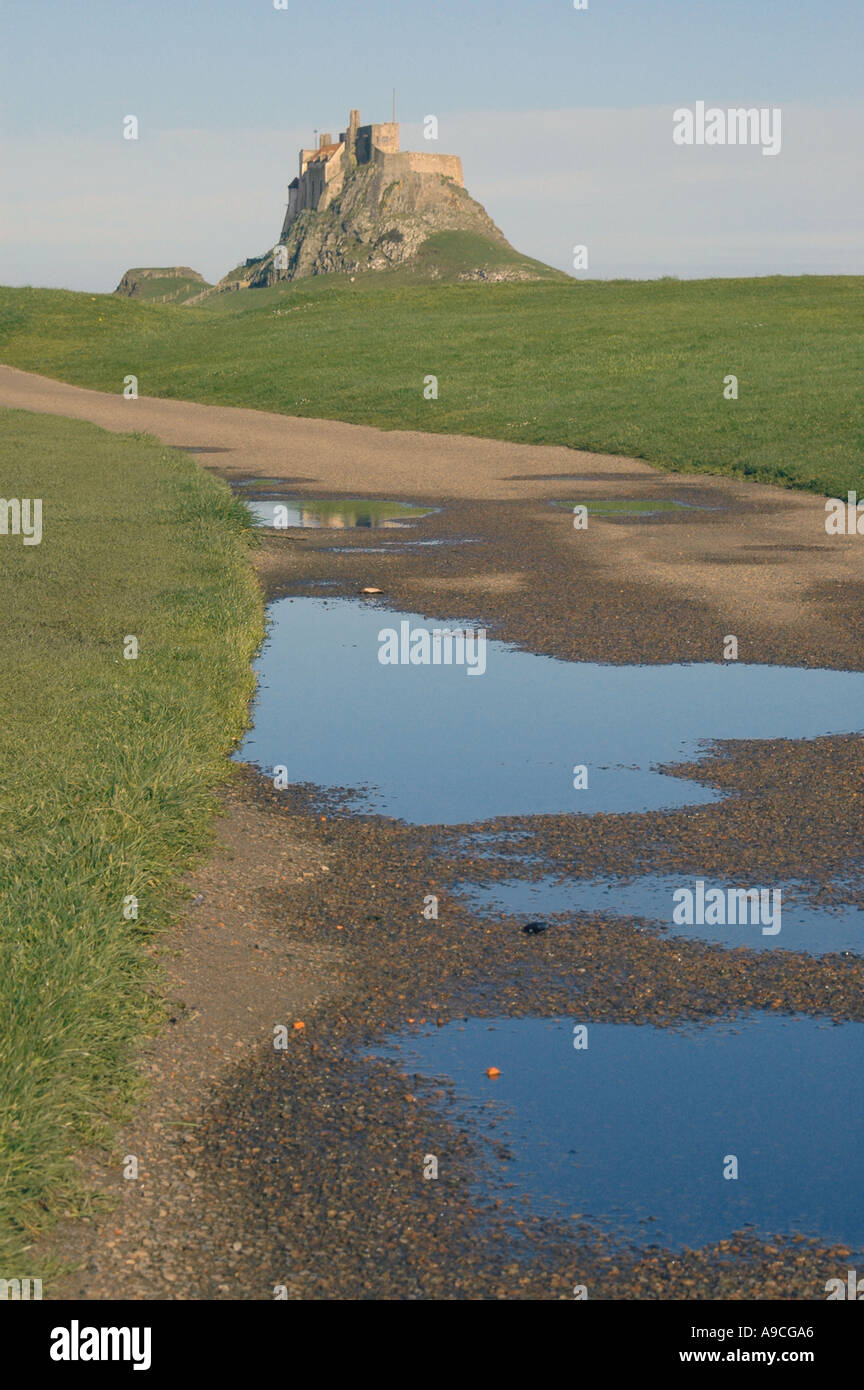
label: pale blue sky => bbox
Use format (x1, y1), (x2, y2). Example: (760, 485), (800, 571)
(1, 0), (862, 288)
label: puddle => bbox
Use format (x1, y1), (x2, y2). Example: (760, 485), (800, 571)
(244, 498), (437, 529)
(398, 538), (480, 548)
(239, 597), (864, 825)
(234, 476), (318, 488)
(381, 1013), (864, 1251)
(175, 445), (232, 455)
(323, 538), (478, 554)
(239, 593), (864, 1257)
(553, 498), (716, 517)
(456, 874), (864, 955)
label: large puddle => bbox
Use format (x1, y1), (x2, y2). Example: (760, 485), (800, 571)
(244, 497), (437, 529)
(381, 1013), (864, 1251)
(457, 874), (864, 955)
(243, 594), (864, 1258)
(240, 597), (864, 825)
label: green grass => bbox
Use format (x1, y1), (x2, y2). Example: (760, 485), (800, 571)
(1, 273), (862, 496)
(0, 409), (264, 1274)
(407, 230), (565, 281)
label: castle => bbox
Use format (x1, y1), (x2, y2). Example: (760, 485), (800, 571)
(113, 106), (546, 297)
(280, 109), (464, 238)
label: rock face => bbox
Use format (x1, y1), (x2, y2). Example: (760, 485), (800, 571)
(246, 158), (536, 286)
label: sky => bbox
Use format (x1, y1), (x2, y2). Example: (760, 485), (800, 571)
(1, 0), (862, 290)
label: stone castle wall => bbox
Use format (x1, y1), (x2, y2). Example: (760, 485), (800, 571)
(282, 112), (464, 237)
(379, 150), (463, 186)
(355, 122), (399, 162)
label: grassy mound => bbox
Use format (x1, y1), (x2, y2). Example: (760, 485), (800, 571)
(115, 268), (212, 304)
(408, 229), (566, 282)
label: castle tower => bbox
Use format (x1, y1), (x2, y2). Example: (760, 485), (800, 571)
(347, 109), (360, 164)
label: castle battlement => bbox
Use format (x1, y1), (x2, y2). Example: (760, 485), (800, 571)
(280, 108), (463, 238)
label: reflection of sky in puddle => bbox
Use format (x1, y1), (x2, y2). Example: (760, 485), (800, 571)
(244, 498), (436, 529)
(239, 598), (864, 825)
(457, 874), (864, 955)
(381, 1014), (864, 1250)
(324, 540), (478, 554)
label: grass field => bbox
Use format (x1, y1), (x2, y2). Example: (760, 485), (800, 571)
(0, 409), (263, 1273)
(1, 272), (862, 496)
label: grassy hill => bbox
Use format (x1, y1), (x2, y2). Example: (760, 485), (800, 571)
(1, 272), (861, 496)
(389, 229), (565, 283)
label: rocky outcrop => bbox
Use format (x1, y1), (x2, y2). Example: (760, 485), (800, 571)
(246, 159), (531, 285)
(113, 156), (560, 303)
(114, 267), (211, 303)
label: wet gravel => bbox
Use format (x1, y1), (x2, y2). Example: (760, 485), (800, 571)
(46, 481), (864, 1300)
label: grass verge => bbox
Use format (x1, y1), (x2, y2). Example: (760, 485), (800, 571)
(0, 408), (264, 1275)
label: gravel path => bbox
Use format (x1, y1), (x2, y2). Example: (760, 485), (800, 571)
(6, 365), (861, 1300)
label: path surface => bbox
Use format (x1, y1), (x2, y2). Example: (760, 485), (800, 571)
(1, 363), (860, 664)
(6, 364), (863, 1299)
